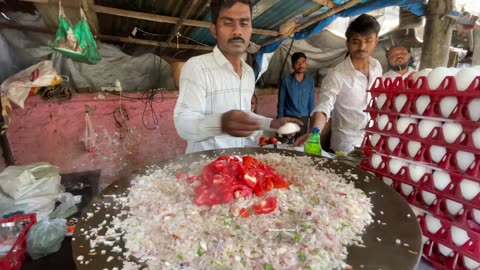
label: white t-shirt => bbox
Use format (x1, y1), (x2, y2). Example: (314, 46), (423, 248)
(313, 56), (383, 153)
(174, 46), (272, 153)
(383, 67), (415, 79)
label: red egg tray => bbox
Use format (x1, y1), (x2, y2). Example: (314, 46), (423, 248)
(422, 239), (479, 270)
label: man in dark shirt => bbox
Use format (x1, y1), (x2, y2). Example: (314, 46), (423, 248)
(277, 52), (315, 139)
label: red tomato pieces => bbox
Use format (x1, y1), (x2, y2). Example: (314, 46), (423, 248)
(239, 208), (250, 218)
(251, 197), (277, 214)
(189, 155), (289, 212)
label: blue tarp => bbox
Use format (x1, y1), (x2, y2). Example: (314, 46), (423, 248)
(255, 0), (426, 78)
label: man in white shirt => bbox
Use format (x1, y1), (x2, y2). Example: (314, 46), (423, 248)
(174, 0), (301, 153)
(295, 14), (382, 154)
(383, 45), (415, 79)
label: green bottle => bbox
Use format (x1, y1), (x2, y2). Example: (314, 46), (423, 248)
(304, 127), (322, 155)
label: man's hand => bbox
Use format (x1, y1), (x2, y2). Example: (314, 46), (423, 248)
(293, 133), (309, 146)
(221, 110), (261, 137)
(270, 117), (304, 130)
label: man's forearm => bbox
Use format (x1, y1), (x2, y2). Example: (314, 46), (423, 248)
(310, 111), (327, 131)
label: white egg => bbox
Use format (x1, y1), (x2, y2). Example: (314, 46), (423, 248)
(396, 117), (417, 135)
(376, 94), (387, 109)
(387, 137), (400, 152)
(389, 159), (407, 175)
(473, 209), (480, 224)
(449, 67), (459, 75)
(463, 256), (480, 270)
(430, 145), (446, 163)
(413, 68), (432, 82)
(442, 122), (463, 144)
(418, 120), (442, 139)
(439, 97), (458, 118)
(277, 122), (301, 135)
(460, 179), (480, 200)
(456, 151), (475, 172)
(382, 176), (394, 186)
(473, 128), (480, 149)
(432, 171), (451, 191)
(468, 98), (480, 121)
(422, 191), (436, 206)
(407, 141), (422, 158)
(377, 114), (390, 131)
(445, 199), (463, 215)
(370, 154), (383, 169)
(415, 95), (431, 115)
(425, 215), (442, 234)
(450, 226), (469, 246)
(438, 244), (453, 257)
(401, 183), (414, 196)
(369, 133), (381, 147)
(408, 163), (431, 182)
(394, 94), (408, 112)
(455, 67), (480, 91)
(422, 236), (429, 245)
(428, 67), (452, 90)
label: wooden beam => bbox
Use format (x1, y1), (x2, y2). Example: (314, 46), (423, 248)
(261, 0), (361, 47)
(98, 35), (213, 51)
(19, 0), (279, 37)
(166, 0), (200, 43)
(0, 22), (213, 51)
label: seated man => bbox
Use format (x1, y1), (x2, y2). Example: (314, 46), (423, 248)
(383, 45), (415, 79)
(277, 52), (315, 139)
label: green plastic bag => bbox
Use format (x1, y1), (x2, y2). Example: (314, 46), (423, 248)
(49, 3), (101, 64)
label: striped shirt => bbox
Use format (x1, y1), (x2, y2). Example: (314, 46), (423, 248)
(313, 56), (382, 153)
(174, 46), (272, 153)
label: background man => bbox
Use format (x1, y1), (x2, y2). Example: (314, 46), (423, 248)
(296, 14), (382, 154)
(383, 45), (415, 79)
(174, 0), (301, 153)
(277, 52), (315, 139)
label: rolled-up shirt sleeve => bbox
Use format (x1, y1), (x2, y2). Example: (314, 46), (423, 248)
(312, 71), (341, 120)
(174, 60), (223, 142)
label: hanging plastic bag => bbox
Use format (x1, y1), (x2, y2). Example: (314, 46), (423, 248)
(0, 60), (63, 108)
(49, 2), (101, 65)
(26, 218), (67, 259)
(82, 110), (96, 153)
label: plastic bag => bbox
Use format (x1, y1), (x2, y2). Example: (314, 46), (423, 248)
(0, 162), (61, 200)
(49, 2), (101, 65)
(0, 60), (63, 108)
(49, 193), (78, 219)
(26, 218), (67, 259)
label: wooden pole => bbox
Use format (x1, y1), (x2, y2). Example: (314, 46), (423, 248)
(19, 0), (279, 37)
(419, 0), (454, 69)
(472, 28), (480, 65)
(261, 0), (361, 47)
(166, 0), (200, 43)
(0, 22), (213, 51)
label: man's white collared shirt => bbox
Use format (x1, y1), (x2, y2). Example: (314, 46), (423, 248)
(174, 46), (271, 153)
(383, 67), (415, 79)
(313, 56), (382, 153)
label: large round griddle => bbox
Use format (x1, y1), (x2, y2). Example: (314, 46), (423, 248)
(72, 148), (422, 270)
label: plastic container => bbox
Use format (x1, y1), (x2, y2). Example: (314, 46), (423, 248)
(304, 127), (322, 156)
(0, 213), (37, 270)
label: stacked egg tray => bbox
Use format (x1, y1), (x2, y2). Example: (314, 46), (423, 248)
(359, 75), (480, 269)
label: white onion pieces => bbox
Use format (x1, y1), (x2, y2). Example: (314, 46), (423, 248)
(112, 154), (373, 269)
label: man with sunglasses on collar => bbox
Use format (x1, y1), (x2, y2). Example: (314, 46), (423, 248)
(383, 45), (416, 79)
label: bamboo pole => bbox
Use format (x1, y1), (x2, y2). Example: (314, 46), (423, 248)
(19, 0), (279, 37)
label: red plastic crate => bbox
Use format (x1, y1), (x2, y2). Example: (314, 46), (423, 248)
(0, 214), (37, 270)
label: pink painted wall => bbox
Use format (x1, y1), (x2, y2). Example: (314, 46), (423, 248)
(7, 90), (280, 188)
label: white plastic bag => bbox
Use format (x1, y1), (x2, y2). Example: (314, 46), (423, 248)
(26, 218), (67, 259)
(0, 163), (63, 219)
(0, 60), (63, 108)
(49, 193), (79, 219)
(0, 162), (61, 200)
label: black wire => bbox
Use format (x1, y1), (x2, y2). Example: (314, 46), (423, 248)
(110, 90), (164, 130)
